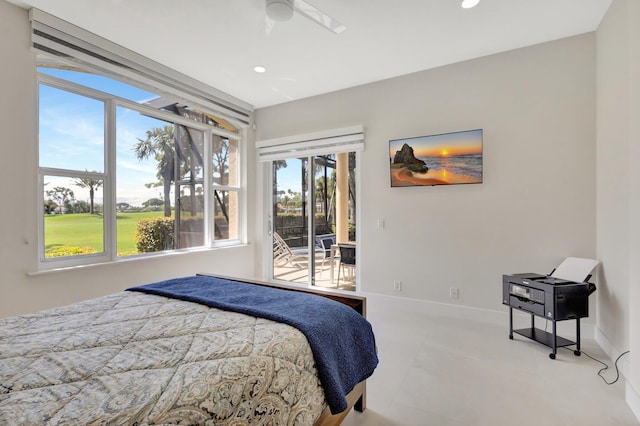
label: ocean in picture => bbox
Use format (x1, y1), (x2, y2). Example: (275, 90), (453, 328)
(418, 153), (483, 180)
(389, 128), (483, 187)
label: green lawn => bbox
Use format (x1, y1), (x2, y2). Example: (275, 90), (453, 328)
(44, 211), (164, 256)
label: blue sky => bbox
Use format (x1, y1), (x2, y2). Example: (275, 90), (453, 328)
(39, 68), (334, 206)
(277, 158), (304, 196)
(389, 129), (483, 159)
(39, 68), (173, 207)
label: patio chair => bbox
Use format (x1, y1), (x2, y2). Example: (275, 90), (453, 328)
(315, 233), (336, 258)
(317, 235), (336, 278)
(336, 243), (356, 288)
(273, 232), (326, 269)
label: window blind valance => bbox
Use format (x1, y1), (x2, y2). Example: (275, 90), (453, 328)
(29, 8), (253, 127)
(256, 125), (364, 161)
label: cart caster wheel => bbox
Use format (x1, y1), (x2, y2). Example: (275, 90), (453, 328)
(549, 353), (556, 360)
(574, 350), (581, 356)
(509, 335), (513, 340)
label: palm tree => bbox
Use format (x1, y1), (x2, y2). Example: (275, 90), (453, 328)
(134, 125), (175, 217)
(272, 159), (288, 227)
(73, 173), (103, 214)
(212, 135), (230, 185)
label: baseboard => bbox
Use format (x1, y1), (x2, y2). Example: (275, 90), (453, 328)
(360, 291), (506, 325)
(594, 326), (630, 378)
(360, 292), (595, 339)
(594, 326), (639, 422)
(626, 382), (640, 423)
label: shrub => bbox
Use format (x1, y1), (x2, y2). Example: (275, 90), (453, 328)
(135, 217), (175, 253)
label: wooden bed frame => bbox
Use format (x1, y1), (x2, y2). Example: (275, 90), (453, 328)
(197, 273), (368, 425)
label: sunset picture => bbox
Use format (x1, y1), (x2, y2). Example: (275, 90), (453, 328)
(389, 129), (483, 187)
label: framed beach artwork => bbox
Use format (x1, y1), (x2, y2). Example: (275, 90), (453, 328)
(389, 129), (483, 187)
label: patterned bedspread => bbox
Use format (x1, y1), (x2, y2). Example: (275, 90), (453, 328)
(0, 291), (327, 425)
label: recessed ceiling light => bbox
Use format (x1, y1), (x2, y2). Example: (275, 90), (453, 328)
(461, 0), (480, 9)
(254, 65), (267, 73)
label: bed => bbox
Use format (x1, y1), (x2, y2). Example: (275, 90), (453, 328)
(0, 274), (378, 425)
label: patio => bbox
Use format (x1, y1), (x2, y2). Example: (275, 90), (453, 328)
(273, 255), (355, 290)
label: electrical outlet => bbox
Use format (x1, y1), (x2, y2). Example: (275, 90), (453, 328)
(393, 280), (402, 292)
(450, 287), (459, 299)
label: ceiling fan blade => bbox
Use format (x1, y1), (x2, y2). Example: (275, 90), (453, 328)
(265, 15), (276, 35)
(293, 0), (346, 34)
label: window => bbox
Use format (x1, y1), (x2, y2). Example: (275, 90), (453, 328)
(38, 69), (243, 268)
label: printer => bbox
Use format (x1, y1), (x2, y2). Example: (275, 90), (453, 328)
(502, 273), (595, 321)
(503, 257), (598, 359)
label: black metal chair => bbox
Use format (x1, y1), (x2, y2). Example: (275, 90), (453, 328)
(336, 243), (356, 287)
(316, 236), (335, 278)
(319, 236), (335, 258)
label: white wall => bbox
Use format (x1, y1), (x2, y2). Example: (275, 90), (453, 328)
(0, 1), (257, 318)
(255, 34), (597, 314)
(596, 0), (631, 357)
(596, 0), (640, 417)
(630, 0), (640, 413)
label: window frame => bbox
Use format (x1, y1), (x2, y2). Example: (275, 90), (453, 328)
(37, 71), (244, 270)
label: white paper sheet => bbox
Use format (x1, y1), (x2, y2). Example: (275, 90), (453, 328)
(550, 257), (599, 282)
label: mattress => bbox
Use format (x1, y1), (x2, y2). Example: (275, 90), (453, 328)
(0, 290), (327, 425)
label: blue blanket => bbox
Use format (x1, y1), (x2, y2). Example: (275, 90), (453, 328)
(127, 275), (378, 414)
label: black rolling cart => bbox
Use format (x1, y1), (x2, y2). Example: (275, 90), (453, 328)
(503, 273), (596, 359)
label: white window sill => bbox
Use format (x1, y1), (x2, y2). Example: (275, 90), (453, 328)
(27, 242), (248, 276)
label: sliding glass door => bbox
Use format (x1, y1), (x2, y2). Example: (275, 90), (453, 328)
(271, 153), (357, 289)
(272, 157), (310, 284)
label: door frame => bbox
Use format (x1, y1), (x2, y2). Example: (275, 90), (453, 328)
(263, 152), (361, 291)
